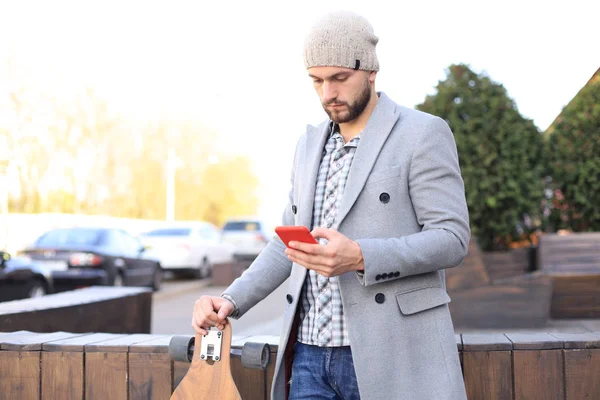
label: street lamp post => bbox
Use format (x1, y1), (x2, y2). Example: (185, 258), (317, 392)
(166, 147), (176, 222)
(0, 158), (9, 251)
(165, 128), (182, 222)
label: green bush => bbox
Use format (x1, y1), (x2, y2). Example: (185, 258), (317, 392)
(417, 64), (545, 251)
(545, 72), (600, 231)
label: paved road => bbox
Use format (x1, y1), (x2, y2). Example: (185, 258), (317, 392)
(152, 274), (288, 339)
(152, 274), (600, 341)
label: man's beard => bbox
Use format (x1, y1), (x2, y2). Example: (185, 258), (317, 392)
(323, 79), (372, 123)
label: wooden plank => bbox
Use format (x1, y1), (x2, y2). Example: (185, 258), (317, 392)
(129, 335), (171, 353)
(564, 349), (600, 399)
(231, 354), (266, 400)
(41, 333), (119, 400)
(446, 239), (490, 292)
(0, 286), (152, 333)
(0, 351), (40, 400)
(463, 351), (512, 400)
(455, 334), (463, 351)
(85, 333), (159, 353)
(505, 332), (563, 350)
(550, 274), (600, 318)
(1, 331), (84, 351)
(43, 333), (125, 352)
(173, 361), (190, 391)
(129, 352), (172, 400)
(513, 349), (564, 400)
(41, 351), (83, 400)
(128, 334), (172, 400)
(462, 334), (513, 352)
(549, 332), (600, 349)
(84, 334), (156, 400)
(449, 274), (553, 329)
(538, 232), (600, 273)
(85, 352), (128, 400)
(0, 331), (34, 342)
(483, 248), (531, 282)
(266, 348), (277, 400)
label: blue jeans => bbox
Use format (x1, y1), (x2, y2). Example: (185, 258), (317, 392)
(289, 342), (360, 400)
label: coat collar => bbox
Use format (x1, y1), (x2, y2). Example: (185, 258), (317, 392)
(299, 92), (402, 229)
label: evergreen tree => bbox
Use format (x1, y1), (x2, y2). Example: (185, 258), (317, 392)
(546, 70), (600, 231)
(417, 64), (545, 250)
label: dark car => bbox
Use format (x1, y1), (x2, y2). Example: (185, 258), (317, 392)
(0, 251), (54, 302)
(19, 227), (162, 292)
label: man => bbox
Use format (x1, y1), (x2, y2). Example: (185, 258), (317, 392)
(193, 10), (470, 400)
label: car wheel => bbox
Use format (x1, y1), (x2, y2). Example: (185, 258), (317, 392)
(28, 280), (47, 298)
(113, 272), (124, 287)
(196, 258), (211, 279)
(152, 265), (163, 291)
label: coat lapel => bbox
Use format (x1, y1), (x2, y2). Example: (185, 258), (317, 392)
(297, 122), (330, 228)
(335, 93), (402, 229)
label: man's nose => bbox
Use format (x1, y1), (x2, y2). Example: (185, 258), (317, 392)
(322, 81), (337, 103)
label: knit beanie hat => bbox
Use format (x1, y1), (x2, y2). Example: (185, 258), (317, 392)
(303, 10), (379, 72)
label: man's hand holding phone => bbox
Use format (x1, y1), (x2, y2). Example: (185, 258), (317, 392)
(276, 226), (364, 277)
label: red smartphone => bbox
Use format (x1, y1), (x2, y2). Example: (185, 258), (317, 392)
(275, 226), (318, 248)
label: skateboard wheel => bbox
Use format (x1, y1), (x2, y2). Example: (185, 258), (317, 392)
(169, 335), (194, 363)
(241, 342), (270, 370)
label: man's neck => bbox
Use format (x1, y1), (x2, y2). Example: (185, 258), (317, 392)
(338, 92), (379, 142)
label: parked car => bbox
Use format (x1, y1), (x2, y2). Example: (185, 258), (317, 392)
(0, 251), (54, 302)
(19, 227), (162, 292)
(139, 221), (235, 279)
(220, 218), (271, 260)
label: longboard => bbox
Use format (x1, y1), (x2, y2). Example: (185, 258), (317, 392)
(170, 324), (241, 400)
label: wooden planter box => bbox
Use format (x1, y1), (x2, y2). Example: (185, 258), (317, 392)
(482, 246), (535, 281)
(0, 287), (152, 333)
(1, 330), (599, 399)
(212, 261), (253, 286)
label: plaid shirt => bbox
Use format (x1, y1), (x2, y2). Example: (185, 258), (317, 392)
(297, 123), (360, 347)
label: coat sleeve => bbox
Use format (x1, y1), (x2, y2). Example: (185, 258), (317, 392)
(355, 117), (470, 287)
(222, 138), (302, 317)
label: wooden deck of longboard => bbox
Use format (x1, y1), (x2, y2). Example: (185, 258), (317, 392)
(170, 324), (241, 400)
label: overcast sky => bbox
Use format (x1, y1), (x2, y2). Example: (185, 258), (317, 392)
(1, 0), (598, 228)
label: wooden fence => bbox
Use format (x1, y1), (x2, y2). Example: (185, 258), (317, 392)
(1, 330), (599, 399)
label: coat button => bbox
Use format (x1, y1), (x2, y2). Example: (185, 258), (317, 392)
(292, 205), (297, 214)
(379, 193), (390, 204)
(286, 294), (293, 304)
(375, 274), (382, 281)
(381, 273), (388, 279)
(375, 293), (385, 304)
(394, 271), (400, 277)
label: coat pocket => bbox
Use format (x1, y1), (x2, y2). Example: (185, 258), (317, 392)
(395, 286), (451, 315)
(365, 165), (402, 185)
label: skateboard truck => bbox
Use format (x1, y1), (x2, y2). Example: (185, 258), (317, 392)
(199, 329), (222, 361)
(169, 331), (271, 370)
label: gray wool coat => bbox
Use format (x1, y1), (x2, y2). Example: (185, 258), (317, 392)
(224, 92), (470, 400)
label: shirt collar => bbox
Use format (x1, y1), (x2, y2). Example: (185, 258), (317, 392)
(329, 121), (361, 146)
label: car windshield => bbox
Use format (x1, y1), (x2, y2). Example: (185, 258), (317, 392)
(142, 228), (192, 237)
(35, 228), (102, 247)
(222, 221), (261, 232)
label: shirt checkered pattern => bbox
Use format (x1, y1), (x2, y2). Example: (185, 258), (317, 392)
(297, 123), (360, 347)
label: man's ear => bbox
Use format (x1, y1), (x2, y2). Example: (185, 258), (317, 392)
(369, 71), (377, 84)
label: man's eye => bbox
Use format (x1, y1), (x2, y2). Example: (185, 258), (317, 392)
(313, 79), (323, 84)
(335, 76), (348, 82)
